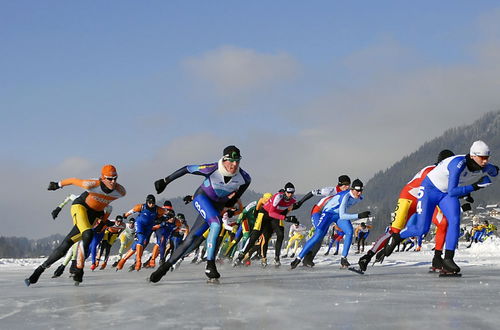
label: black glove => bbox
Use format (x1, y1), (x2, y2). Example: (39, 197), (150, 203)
(183, 195), (193, 204)
(51, 207), (61, 219)
(464, 194), (474, 203)
(472, 176), (492, 191)
(358, 211), (371, 219)
(154, 179), (167, 194)
(461, 203), (472, 212)
(47, 181), (60, 191)
(285, 215), (299, 224)
(226, 209), (235, 218)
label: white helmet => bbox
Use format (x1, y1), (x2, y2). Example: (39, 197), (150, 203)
(470, 140), (490, 157)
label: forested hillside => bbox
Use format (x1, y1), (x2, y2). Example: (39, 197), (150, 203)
(364, 110), (500, 237)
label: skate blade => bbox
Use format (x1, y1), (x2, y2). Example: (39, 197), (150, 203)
(24, 278), (31, 287)
(206, 278), (220, 284)
(348, 267), (364, 275)
(74, 281), (81, 286)
(51, 275), (60, 278)
(428, 267), (442, 273)
(439, 272), (462, 277)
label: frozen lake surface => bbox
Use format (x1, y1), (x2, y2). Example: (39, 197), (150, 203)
(1, 240), (499, 330)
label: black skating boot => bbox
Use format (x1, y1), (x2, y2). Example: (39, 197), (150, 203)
(340, 257), (350, 268)
(383, 233), (402, 257)
(358, 250), (375, 272)
(69, 260), (77, 274)
(442, 250), (460, 274)
(149, 261), (172, 283)
(430, 250), (444, 272)
(302, 257), (315, 268)
(274, 257), (281, 267)
(112, 260), (119, 268)
(302, 251), (315, 267)
(290, 258), (301, 269)
(205, 260), (220, 279)
(73, 268), (84, 284)
(52, 264), (65, 278)
(27, 265), (46, 285)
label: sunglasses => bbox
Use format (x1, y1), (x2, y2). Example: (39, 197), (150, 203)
(105, 176), (117, 182)
(223, 157), (241, 162)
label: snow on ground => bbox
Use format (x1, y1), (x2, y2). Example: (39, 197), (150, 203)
(1, 239), (500, 330)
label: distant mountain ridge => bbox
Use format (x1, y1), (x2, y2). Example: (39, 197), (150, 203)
(364, 110), (500, 236)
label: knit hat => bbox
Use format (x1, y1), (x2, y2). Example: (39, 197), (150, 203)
(470, 141), (490, 157)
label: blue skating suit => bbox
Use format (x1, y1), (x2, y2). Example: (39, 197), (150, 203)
(299, 190), (362, 259)
(400, 155), (498, 251)
(154, 219), (178, 259)
(132, 204), (159, 250)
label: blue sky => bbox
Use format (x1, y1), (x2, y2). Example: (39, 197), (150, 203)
(2, 1), (500, 238)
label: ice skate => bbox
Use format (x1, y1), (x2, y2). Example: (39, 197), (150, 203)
(340, 257), (350, 269)
(302, 258), (315, 268)
(205, 260), (221, 279)
(290, 258), (301, 269)
(358, 251), (374, 272)
(52, 264), (65, 278)
(25, 265), (46, 286)
(149, 262), (172, 283)
(260, 257), (268, 268)
(274, 257), (281, 268)
(429, 251), (444, 273)
(73, 268), (84, 285)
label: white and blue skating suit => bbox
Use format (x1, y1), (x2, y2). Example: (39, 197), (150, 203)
(164, 162), (251, 263)
(299, 190), (362, 259)
(400, 155), (498, 251)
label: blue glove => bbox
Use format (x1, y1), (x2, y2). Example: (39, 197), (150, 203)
(486, 165), (499, 177)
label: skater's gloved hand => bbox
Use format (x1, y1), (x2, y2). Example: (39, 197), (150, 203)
(285, 215), (299, 224)
(472, 176), (492, 191)
(183, 195), (193, 204)
(51, 206), (62, 219)
(461, 203), (472, 212)
(358, 211), (371, 219)
(154, 178), (167, 194)
(486, 165), (499, 177)
(47, 181), (60, 191)
(464, 194), (474, 203)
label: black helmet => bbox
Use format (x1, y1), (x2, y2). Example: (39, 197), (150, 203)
(338, 175), (351, 186)
(177, 213), (186, 222)
(437, 149), (455, 164)
(163, 200), (172, 208)
(146, 194), (156, 204)
(284, 182), (295, 193)
(222, 145), (242, 161)
(351, 179), (363, 192)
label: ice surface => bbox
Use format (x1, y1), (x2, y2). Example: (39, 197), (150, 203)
(1, 240), (500, 330)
